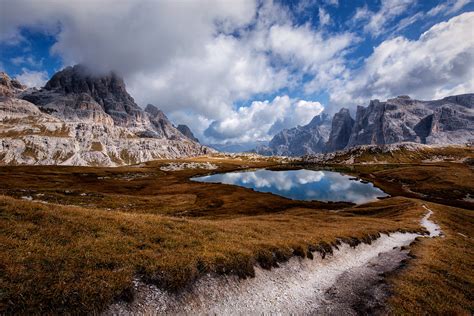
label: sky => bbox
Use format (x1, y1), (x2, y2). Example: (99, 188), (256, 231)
(0, 0), (473, 146)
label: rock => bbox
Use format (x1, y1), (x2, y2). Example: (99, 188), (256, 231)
(0, 72), (27, 97)
(325, 108), (354, 152)
(177, 124), (199, 143)
(257, 114), (331, 156)
(0, 66), (214, 166)
(144, 104), (186, 139)
(257, 94), (473, 156)
(22, 64), (150, 130)
(347, 94), (474, 148)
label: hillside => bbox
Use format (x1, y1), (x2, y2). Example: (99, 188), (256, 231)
(0, 67), (212, 166)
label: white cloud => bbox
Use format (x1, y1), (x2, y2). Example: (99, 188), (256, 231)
(354, 0), (416, 36)
(427, 0), (471, 17)
(10, 55), (42, 68)
(325, 0), (339, 6)
(269, 24), (353, 71)
(128, 32), (290, 120)
(15, 69), (48, 88)
(329, 12), (474, 107)
(0, 0), (257, 74)
(319, 8), (331, 26)
(1, 0), (472, 146)
(204, 95), (324, 143)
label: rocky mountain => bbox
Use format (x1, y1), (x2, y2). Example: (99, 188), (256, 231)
(211, 141), (268, 153)
(345, 95), (474, 148)
(256, 114), (331, 156)
(325, 108), (354, 152)
(177, 124), (199, 143)
(0, 72), (26, 97)
(0, 66), (212, 166)
(304, 142), (473, 165)
(257, 94), (473, 156)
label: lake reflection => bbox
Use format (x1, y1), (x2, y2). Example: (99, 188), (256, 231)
(192, 169), (388, 204)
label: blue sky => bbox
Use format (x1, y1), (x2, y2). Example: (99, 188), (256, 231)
(1, 0), (473, 145)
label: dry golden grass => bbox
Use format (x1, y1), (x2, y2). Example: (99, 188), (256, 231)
(0, 156), (472, 314)
(387, 202), (474, 315)
(341, 162), (474, 210)
(0, 195), (426, 314)
(0, 159), (349, 218)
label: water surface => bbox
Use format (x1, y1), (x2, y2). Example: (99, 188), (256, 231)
(192, 169), (388, 204)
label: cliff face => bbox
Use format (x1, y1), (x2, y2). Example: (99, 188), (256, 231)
(257, 94), (473, 156)
(0, 72), (26, 97)
(325, 108), (354, 152)
(0, 67), (213, 166)
(22, 65), (150, 129)
(346, 95), (474, 147)
(257, 114), (331, 156)
(177, 124), (200, 143)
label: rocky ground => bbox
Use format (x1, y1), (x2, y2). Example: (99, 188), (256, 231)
(0, 68), (213, 166)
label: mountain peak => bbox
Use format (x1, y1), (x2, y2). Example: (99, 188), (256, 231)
(307, 113), (329, 127)
(44, 64), (137, 111)
(0, 68), (212, 166)
(0, 72), (26, 97)
(177, 124), (200, 143)
(144, 103), (167, 120)
(23, 64), (144, 126)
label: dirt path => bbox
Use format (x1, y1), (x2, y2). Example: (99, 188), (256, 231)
(105, 208), (442, 315)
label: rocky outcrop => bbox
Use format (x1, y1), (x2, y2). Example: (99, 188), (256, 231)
(143, 104), (186, 139)
(177, 124), (199, 143)
(0, 66), (213, 166)
(257, 114), (331, 156)
(22, 65), (151, 130)
(257, 94), (473, 157)
(326, 108), (354, 152)
(0, 72), (26, 97)
(347, 95), (474, 147)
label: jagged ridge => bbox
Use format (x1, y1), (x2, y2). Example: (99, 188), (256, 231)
(0, 67), (213, 166)
(257, 94), (474, 156)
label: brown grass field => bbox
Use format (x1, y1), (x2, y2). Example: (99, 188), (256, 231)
(0, 154), (473, 314)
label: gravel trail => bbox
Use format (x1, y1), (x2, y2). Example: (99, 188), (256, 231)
(105, 207), (442, 315)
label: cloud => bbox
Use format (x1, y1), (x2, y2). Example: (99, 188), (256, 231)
(10, 55), (42, 68)
(127, 33), (290, 121)
(325, 0), (339, 6)
(427, 0), (471, 17)
(0, 0), (257, 75)
(204, 95), (324, 143)
(15, 68), (48, 87)
(1, 0), (472, 146)
(319, 8), (331, 26)
(269, 24), (354, 71)
(354, 0), (416, 36)
(329, 12), (474, 107)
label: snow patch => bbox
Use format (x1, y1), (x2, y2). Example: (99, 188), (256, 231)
(421, 205), (443, 237)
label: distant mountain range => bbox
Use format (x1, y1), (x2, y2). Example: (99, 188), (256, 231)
(0, 65), (212, 166)
(256, 94), (474, 156)
(2, 64), (472, 165)
(210, 140), (268, 153)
